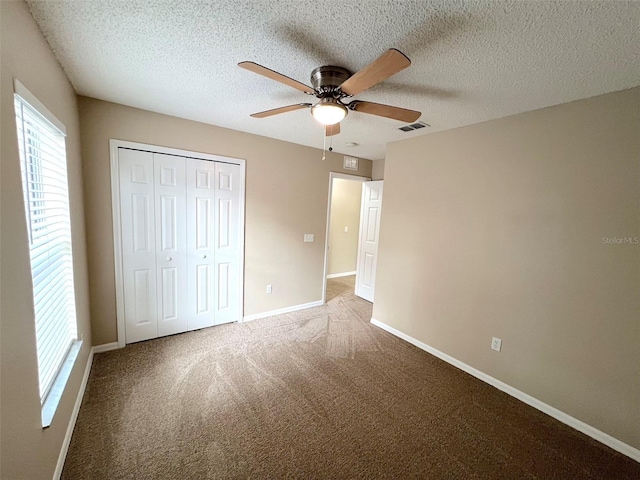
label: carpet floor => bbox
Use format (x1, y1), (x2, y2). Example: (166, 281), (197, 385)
(63, 276), (639, 479)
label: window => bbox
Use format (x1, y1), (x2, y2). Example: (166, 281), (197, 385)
(14, 81), (80, 425)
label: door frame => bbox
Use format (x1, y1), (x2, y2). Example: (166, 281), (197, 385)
(322, 171), (370, 304)
(109, 139), (246, 348)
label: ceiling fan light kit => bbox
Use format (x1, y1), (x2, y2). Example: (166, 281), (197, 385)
(239, 48), (421, 136)
(311, 98), (347, 125)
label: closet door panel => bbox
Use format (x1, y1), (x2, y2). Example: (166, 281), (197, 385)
(119, 149), (158, 343)
(214, 162), (241, 324)
(154, 153), (188, 337)
(186, 158), (216, 330)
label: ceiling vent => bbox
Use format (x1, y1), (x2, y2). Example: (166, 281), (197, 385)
(399, 121), (430, 132)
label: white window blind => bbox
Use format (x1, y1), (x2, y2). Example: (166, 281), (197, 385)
(14, 93), (78, 404)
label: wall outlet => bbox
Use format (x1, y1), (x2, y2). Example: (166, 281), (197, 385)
(344, 226), (348, 233)
(266, 284), (272, 294)
(491, 337), (502, 352)
(304, 234), (314, 242)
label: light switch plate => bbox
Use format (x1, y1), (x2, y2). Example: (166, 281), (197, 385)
(304, 234), (314, 242)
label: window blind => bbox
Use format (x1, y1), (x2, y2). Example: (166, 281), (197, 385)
(14, 94), (78, 403)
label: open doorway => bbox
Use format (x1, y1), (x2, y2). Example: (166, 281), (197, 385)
(322, 172), (370, 303)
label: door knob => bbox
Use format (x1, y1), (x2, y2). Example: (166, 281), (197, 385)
(166, 256), (172, 261)
(202, 255), (207, 259)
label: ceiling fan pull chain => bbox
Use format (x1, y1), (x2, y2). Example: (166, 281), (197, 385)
(322, 128), (327, 161)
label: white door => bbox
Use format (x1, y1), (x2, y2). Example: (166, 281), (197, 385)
(214, 162), (241, 324)
(115, 145), (244, 344)
(355, 181), (383, 302)
(119, 149), (158, 343)
(186, 158), (216, 330)
(153, 153), (188, 337)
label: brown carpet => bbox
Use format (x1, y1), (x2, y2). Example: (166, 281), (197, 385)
(63, 276), (639, 479)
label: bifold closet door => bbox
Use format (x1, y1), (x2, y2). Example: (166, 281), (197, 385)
(185, 159), (241, 328)
(119, 149), (158, 343)
(119, 150), (189, 342)
(119, 149), (242, 343)
(154, 153), (188, 337)
(186, 158), (216, 330)
(214, 162), (241, 325)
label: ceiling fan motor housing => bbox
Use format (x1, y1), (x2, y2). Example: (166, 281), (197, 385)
(310, 66), (351, 97)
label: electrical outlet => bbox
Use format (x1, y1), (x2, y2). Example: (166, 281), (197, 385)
(491, 337), (502, 352)
(304, 234), (314, 242)
(266, 284), (272, 294)
(344, 226), (348, 232)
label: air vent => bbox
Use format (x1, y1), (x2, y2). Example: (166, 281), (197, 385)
(399, 121), (430, 132)
(343, 156), (358, 170)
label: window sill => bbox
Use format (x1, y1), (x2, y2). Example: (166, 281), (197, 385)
(41, 340), (83, 428)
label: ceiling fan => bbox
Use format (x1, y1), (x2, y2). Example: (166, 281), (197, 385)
(238, 48), (421, 136)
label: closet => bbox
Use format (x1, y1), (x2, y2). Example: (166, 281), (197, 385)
(113, 144), (244, 344)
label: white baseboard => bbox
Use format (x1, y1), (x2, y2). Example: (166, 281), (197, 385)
(370, 318), (640, 463)
(53, 346), (95, 480)
(92, 342), (119, 353)
(326, 271), (356, 279)
(243, 300), (324, 322)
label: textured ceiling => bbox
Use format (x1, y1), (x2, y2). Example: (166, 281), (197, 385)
(25, 0), (640, 160)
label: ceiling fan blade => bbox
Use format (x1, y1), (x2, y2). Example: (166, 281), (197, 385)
(250, 103), (312, 118)
(339, 49), (411, 96)
(349, 101), (421, 123)
(239, 61), (314, 94)
(325, 123), (340, 136)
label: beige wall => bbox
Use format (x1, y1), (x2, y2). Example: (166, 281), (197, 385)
(328, 179), (362, 275)
(0, 1), (94, 478)
(78, 97), (372, 345)
(373, 87), (640, 449)
(371, 159), (385, 180)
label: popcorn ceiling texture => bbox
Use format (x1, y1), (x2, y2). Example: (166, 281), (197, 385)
(26, 0), (640, 160)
